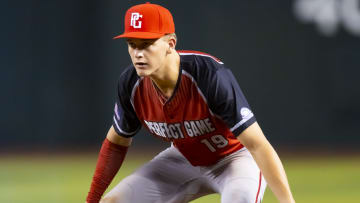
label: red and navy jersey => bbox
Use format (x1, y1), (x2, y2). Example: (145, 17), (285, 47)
(113, 50), (256, 166)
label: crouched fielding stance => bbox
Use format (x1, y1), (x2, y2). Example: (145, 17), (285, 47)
(86, 2), (295, 203)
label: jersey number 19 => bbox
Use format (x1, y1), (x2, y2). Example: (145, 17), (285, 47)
(200, 135), (229, 152)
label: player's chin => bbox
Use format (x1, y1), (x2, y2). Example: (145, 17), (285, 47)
(135, 68), (152, 77)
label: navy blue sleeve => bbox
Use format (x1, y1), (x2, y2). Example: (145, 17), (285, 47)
(182, 54), (256, 137)
(208, 67), (256, 137)
(112, 67), (141, 138)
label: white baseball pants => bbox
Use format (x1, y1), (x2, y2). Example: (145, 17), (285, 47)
(102, 146), (266, 203)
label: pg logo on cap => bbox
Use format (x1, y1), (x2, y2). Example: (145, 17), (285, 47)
(113, 3), (175, 39)
(130, 12), (143, 28)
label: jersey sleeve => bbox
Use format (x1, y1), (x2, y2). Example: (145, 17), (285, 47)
(208, 67), (256, 137)
(112, 71), (141, 138)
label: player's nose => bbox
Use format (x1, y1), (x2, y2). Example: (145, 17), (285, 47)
(134, 49), (144, 58)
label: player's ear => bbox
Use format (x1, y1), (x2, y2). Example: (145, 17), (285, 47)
(165, 34), (176, 54)
(168, 37), (176, 50)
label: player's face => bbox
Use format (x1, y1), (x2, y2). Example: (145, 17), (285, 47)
(126, 37), (169, 77)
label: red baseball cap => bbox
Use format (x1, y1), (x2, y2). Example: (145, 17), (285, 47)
(113, 2), (175, 39)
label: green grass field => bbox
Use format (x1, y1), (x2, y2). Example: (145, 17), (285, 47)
(1, 150), (359, 203)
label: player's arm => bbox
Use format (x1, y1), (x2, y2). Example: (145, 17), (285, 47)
(86, 126), (132, 203)
(237, 122), (295, 203)
(106, 126), (132, 146)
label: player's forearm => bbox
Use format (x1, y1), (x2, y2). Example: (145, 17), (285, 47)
(248, 141), (295, 203)
(86, 138), (128, 203)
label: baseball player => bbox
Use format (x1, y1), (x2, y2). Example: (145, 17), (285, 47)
(86, 2), (295, 203)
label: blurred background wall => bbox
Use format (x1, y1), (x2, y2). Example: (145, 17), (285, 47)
(1, 0), (359, 152)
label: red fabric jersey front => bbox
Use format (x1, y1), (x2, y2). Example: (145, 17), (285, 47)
(113, 50), (256, 166)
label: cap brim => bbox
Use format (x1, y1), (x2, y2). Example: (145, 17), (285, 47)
(113, 32), (164, 39)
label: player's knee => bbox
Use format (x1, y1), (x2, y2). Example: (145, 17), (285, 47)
(221, 179), (258, 203)
(100, 179), (134, 203)
(222, 189), (255, 203)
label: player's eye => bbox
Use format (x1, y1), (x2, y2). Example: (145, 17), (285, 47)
(128, 42), (136, 48)
(142, 42), (151, 48)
